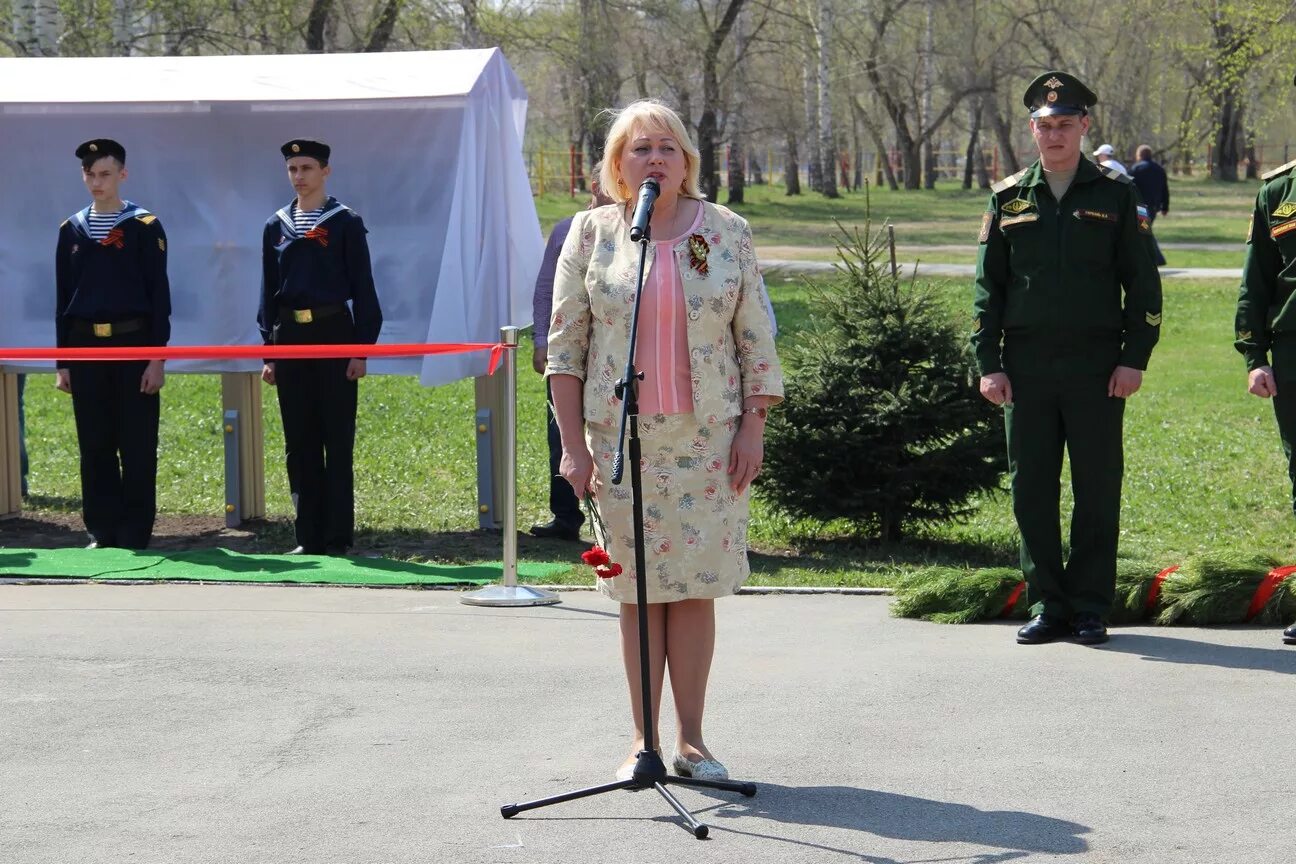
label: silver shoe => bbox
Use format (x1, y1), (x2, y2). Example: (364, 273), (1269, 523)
(672, 752), (729, 781)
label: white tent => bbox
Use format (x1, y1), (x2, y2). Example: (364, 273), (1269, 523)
(0, 49), (542, 386)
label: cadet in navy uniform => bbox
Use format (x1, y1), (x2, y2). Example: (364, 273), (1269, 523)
(258, 139), (382, 555)
(55, 138), (170, 549)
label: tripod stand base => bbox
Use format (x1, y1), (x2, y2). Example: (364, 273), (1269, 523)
(501, 749), (756, 839)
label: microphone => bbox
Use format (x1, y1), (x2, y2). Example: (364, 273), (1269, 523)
(628, 178), (660, 242)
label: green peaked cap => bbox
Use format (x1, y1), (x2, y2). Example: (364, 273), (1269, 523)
(1023, 71), (1097, 118)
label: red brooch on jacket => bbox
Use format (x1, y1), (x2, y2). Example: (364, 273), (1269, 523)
(687, 233), (709, 275)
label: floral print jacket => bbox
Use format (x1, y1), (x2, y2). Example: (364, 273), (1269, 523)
(545, 201), (784, 428)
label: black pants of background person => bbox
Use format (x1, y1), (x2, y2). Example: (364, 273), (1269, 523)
(273, 310), (358, 554)
(66, 327), (159, 549)
(545, 378), (584, 529)
(1147, 211), (1167, 266)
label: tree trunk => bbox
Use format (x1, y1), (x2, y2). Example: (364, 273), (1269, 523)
(921, 0), (936, 189)
(803, 61), (822, 192)
(305, 0), (332, 52)
(988, 100), (1019, 176)
(900, 136), (921, 190)
(1214, 91), (1243, 181)
(962, 102), (982, 190)
(365, 0), (403, 52)
(865, 124), (899, 191)
(697, 0), (746, 203)
(727, 7), (748, 205)
(1244, 131), (1258, 179)
(13, 0), (36, 55)
(785, 133), (801, 195)
(752, 152), (764, 185)
(460, 0), (480, 48)
(33, 0), (60, 55)
(817, 0), (839, 198)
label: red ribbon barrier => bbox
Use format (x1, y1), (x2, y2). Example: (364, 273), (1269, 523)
(1146, 565), (1179, 612)
(1000, 580), (1026, 618)
(1244, 565), (1296, 622)
(0, 342), (505, 374)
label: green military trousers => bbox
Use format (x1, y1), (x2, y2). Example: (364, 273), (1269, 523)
(1004, 373), (1126, 619)
(1271, 372), (1296, 518)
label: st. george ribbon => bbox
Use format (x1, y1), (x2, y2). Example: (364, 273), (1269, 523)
(628, 177), (660, 243)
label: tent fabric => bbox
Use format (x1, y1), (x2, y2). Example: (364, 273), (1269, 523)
(0, 49), (541, 385)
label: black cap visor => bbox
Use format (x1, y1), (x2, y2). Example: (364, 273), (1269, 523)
(1030, 104), (1087, 119)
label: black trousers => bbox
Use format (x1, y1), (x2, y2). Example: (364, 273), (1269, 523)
(274, 313), (358, 553)
(545, 379), (583, 526)
(67, 332), (159, 549)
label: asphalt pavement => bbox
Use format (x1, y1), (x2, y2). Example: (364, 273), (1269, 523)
(2, 584), (1292, 863)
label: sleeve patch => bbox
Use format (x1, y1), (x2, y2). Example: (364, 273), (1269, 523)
(978, 211), (992, 244)
(1136, 203), (1152, 234)
(973, 316), (982, 333)
(1238, 330), (1252, 341)
(1146, 312), (1162, 326)
(158, 237), (166, 252)
(1247, 214), (1255, 244)
(1272, 220), (1296, 240)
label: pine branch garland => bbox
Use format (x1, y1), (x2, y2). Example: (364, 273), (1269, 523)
(1155, 552), (1283, 626)
(890, 554), (1296, 627)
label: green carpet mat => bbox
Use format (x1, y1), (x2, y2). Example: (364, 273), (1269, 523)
(0, 547), (569, 586)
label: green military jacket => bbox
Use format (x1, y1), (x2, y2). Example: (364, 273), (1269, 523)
(1236, 159), (1296, 374)
(972, 157), (1163, 376)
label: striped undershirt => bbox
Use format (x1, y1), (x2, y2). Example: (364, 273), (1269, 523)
(293, 204), (325, 234)
(87, 208), (122, 241)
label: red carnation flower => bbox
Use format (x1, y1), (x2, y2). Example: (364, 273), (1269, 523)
(595, 563), (623, 579)
(582, 546), (611, 567)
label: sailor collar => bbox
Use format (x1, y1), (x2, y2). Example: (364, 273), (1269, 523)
(276, 197), (350, 239)
(69, 200), (152, 239)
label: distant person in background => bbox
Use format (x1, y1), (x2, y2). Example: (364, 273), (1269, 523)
(1130, 145), (1170, 266)
(530, 170), (614, 542)
(17, 374), (28, 496)
(1093, 144), (1128, 176)
(55, 138), (170, 549)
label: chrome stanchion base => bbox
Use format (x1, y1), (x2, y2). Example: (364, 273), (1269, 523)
(460, 584), (561, 607)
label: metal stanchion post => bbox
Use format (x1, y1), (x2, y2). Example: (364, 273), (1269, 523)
(462, 326), (560, 607)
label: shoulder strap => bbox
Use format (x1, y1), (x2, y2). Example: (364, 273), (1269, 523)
(990, 167), (1030, 194)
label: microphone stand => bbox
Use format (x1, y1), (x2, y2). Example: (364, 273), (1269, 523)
(500, 206), (757, 839)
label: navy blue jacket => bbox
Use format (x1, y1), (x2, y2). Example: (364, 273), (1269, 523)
(55, 201), (171, 355)
(1130, 159), (1170, 214)
(258, 197), (382, 344)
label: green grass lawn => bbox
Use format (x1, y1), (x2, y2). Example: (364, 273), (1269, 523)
(535, 174), (1259, 252)
(12, 176), (1288, 587)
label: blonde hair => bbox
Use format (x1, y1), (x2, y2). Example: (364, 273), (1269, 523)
(599, 99), (702, 204)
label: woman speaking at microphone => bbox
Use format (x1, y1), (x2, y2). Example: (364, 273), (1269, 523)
(545, 100), (783, 782)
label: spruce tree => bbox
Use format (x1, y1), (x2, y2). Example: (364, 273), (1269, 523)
(758, 209), (1006, 542)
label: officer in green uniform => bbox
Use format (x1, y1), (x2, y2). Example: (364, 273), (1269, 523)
(972, 71), (1163, 645)
(1234, 83), (1296, 645)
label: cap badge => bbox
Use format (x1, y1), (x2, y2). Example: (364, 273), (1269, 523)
(291, 143), (301, 153)
(1046, 91), (1058, 103)
(1044, 76), (1063, 89)
(89, 143), (98, 152)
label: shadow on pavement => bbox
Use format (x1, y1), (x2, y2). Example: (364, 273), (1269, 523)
(697, 783), (1088, 858)
(1101, 633), (1296, 674)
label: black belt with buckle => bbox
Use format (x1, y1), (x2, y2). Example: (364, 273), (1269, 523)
(71, 317), (147, 338)
(281, 303), (346, 325)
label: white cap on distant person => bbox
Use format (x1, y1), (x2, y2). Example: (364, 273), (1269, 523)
(1093, 144), (1116, 157)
